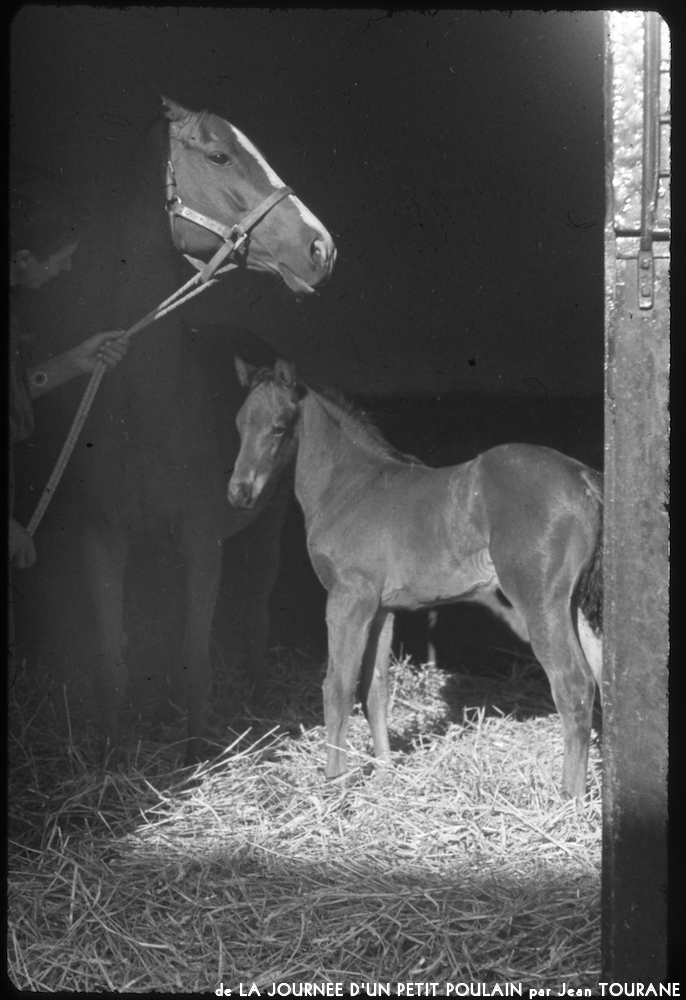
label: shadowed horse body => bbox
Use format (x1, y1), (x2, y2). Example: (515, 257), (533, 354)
(228, 360), (603, 799)
(59, 98), (335, 761)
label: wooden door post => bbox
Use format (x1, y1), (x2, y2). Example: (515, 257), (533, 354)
(602, 11), (670, 982)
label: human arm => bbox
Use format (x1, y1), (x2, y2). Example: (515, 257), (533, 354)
(27, 330), (128, 399)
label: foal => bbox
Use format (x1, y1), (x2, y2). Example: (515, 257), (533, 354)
(228, 359), (603, 798)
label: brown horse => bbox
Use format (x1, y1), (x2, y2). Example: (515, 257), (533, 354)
(47, 98), (335, 762)
(228, 360), (603, 799)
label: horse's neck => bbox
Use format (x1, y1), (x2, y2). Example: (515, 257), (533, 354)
(294, 392), (370, 524)
(109, 170), (189, 389)
(113, 192), (179, 316)
(115, 262), (187, 416)
(108, 124), (181, 326)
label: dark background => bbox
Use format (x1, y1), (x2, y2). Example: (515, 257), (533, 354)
(11, 7), (604, 396)
(11, 7), (605, 672)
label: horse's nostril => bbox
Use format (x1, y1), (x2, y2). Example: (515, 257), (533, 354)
(232, 481), (255, 509)
(311, 236), (336, 270)
(228, 481), (246, 507)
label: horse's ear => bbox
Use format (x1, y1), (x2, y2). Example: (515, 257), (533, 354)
(235, 357), (258, 387)
(162, 96), (193, 124)
(274, 359), (297, 388)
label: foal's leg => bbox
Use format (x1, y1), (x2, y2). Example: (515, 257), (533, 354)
(80, 521), (129, 755)
(178, 520), (224, 765)
(521, 595), (596, 799)
(359, 609), (395, 764)
(323, 586), (379, 779)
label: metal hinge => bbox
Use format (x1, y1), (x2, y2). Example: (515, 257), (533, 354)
(638, 247), (654, 310)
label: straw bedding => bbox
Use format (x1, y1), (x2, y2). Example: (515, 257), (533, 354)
(8, 651), (601, 992)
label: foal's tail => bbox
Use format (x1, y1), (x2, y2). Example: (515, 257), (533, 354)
(575, 469), (603, 635)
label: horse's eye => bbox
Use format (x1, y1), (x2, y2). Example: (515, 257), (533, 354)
(207, 152), (232, 166)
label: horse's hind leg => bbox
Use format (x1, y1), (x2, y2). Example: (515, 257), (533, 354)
(233, 491), (288, 705)
(360, 609), (394, 765)
(179, 522), (224, 765)
(323, 585), (379, 779)
(80, 522), (129, 755)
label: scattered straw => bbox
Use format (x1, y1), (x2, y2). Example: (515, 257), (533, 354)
(8, 653), (601, 992)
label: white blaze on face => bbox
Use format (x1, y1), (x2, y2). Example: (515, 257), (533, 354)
(231, 124), (329, 237)
(578, 610), (603, 690)
(231, 124), (285, 187)
(251, 471), (271, 501)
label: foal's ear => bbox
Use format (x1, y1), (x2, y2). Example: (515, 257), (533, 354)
(274, 359), (297, 387)
(235, 357), (258, 387)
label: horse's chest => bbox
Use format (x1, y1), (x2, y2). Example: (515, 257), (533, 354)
(88, 441), (225, 533)
(140, 450), (225, 512)
(82, 374), (233, 533)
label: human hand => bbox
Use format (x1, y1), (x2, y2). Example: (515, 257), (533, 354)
(9, 516), (37, 569)
(71, 331), (129, 373)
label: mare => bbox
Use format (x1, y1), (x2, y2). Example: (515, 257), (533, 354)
(42, 98), (335, 763)
(228, 360), (604, 799)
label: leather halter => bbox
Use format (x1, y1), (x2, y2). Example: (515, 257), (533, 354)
(165, 155), (293, 283)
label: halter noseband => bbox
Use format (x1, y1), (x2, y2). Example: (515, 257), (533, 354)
(165, 155), (293, 283)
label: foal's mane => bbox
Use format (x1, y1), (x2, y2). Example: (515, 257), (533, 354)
(314, 388), (420, 463)
(252, 370), (422, 466)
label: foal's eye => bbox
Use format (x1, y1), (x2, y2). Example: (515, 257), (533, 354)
(206, 152), (232, 166)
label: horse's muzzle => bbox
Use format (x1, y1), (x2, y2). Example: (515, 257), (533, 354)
(313, 235), (337, 277)
(227, 480), (255, 509)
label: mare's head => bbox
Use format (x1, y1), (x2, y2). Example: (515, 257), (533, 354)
(228, 357), (302, 509)
(164, 97), (336, 294)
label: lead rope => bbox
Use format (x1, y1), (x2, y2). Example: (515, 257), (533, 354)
(25, 260), (234, 536)
(26, 172), (296, 537)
